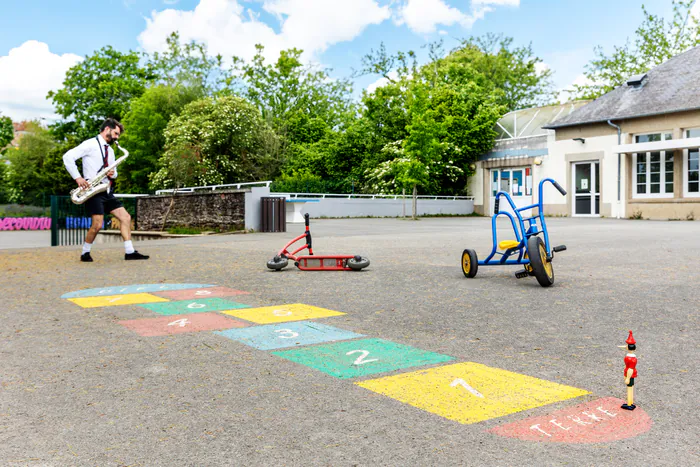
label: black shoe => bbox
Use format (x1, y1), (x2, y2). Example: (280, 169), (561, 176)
(80, 252), (93, 262)
(125, 251), (149, 260)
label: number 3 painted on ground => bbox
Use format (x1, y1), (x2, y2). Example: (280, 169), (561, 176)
(275, 329), (299, 338)
(346, 350), (378, 365)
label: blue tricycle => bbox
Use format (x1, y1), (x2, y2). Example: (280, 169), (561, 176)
(461, 178), (568, 287)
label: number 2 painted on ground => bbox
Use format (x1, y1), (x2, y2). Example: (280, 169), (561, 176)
(275, 329), (299, 339)
(346, 350), (378, 365)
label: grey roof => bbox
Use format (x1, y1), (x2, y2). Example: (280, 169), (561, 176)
(543, 45), (700, 129)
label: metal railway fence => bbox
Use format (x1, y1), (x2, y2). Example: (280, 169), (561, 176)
(50, 195), (144, 247)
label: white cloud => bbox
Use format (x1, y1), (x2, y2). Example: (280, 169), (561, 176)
(366, 70), (399, 94)
(0, 41), (82, 121)
(692, 1), (700, 18)
(138, 0), (391, 64)
(393, 0), (518, 34)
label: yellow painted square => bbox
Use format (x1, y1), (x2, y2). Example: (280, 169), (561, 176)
(356, 362), (589, 425)
(67, 293), (169, 308)
(221, 303), (345, 324)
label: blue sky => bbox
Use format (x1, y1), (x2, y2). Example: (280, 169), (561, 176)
(0, 0), (690, 121)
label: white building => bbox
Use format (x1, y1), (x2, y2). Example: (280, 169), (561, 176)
(472, 45), (700, 220)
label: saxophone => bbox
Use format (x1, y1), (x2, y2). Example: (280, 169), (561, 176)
(70, 143), (129, 205)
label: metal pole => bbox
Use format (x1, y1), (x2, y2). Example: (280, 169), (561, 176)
(607, 120), (622, 219)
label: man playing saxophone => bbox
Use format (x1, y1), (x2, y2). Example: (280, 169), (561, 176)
(63, 118), (149, 262)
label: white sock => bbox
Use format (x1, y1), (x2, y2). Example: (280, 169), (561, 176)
(82, 243), (92, 254)
(124, 240), (135, 254)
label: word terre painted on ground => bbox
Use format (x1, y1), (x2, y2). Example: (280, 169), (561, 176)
(0, 217), (51, 231)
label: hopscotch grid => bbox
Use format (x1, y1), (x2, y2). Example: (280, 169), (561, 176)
(63, 283), (593, 430)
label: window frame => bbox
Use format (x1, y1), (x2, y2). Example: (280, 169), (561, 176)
(683, 128), (700, 198)
(632, 131), (675, 199)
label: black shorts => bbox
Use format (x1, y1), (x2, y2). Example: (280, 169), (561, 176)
(627, 377), (635, 387)
(85, 191), (123, 216)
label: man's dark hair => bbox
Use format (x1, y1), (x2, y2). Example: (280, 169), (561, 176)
(100, 118), (124, 133)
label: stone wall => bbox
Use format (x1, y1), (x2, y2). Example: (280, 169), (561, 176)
(137, 191), (245, 231)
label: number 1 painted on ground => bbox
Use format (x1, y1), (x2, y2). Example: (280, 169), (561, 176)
(450, 378), (484, 398)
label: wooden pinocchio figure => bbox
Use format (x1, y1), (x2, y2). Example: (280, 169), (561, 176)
(620, 330), (638, 410)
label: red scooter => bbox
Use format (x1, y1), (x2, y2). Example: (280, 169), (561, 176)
(267, 214), (370, 271)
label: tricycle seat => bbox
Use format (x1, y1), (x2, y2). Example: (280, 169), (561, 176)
(498, 240), (521, 250)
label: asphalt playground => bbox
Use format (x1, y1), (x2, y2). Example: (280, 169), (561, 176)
(1, 216), (698, 466)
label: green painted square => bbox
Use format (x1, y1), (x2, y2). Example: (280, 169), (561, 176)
(272, 338), (453, 379)
(140, 297), (251, 316)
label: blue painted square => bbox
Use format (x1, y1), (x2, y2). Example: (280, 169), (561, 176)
(215, 321), (364, 350)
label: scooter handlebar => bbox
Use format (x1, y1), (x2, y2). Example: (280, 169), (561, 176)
(304, 213), (310, 226)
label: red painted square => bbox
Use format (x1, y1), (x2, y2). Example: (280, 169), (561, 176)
(119, 312), (249, 337)
(488, 397), (652, 443)
(151, 286), (250, 300)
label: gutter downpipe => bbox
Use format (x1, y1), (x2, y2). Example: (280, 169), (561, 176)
(607, 120), (622, 219)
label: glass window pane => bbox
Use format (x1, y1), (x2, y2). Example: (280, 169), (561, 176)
(500, 171), (511, 193)
(689, 150), (699, 171)
(650, 152), (661, 163)
(492, 170), (499, 196)
(651, 173), (660, 183)
(637, 184), (646, 194)
(636, 134), (661, 143)
(575, 164), (591, 193)
(664, 133), (672, 140)
(650, 183), (660, 193)
(666, 183), (674, 193)
(637, 174), (646, 184)
(687, 129), (700, 138)
(690, 181), (699, 193)
(512, 170), (523, 196)
(689, 171), (699, 182)
(575, 196), (591, 214)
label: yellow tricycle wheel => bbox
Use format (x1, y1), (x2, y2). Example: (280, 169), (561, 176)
(461, 249), (478, 278)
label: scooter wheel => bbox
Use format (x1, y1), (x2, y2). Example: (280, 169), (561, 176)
(347, 255), (370, 270)
(527, 236), (554, 287)
(461, 249), (478, 278)
(267, 256), (289, 270)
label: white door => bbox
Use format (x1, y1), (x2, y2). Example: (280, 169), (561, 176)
(572, 161), (600, 216)
(490, 167), (533, 215)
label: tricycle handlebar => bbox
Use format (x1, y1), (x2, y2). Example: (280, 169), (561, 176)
(552, 180), (567, 196)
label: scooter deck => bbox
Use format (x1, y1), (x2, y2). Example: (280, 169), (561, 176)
(295, 255), (356, 271)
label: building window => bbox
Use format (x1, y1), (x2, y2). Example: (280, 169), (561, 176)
(684, 129), (700, 197)
(633, 132), (674, 198)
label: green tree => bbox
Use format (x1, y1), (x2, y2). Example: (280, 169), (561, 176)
(149, 32), (226, 94)
(231, 45), (354, 143)
(150, 96), (279, 189)
(571, 0), (700, 99)
(0, 114), (13, 153)
(116, 85), (205, 193)
(48, 46), (156, 140)
(4, 122), (56, 205)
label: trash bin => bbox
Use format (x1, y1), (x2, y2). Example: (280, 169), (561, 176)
(261, 197), (286, 232)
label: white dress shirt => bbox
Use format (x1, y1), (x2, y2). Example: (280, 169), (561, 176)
(63, 134), (118, 182)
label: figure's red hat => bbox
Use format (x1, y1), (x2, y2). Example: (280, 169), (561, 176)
(626, 330), (636, 345)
